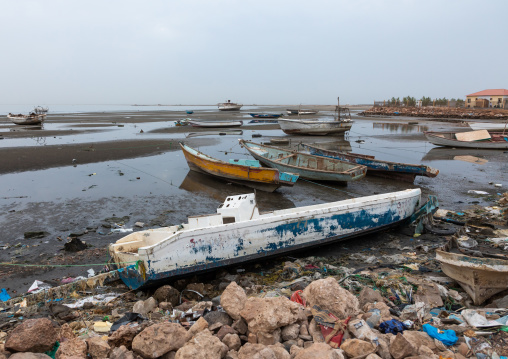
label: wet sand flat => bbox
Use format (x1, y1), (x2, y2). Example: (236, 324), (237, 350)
(1, 106), (507, 293)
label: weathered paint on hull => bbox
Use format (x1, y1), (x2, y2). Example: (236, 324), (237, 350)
(115, 189), (421, 289)
(187, 161), (281, 192)
(188, 120), (243, 128)
(241, 140), (366, 183)
(436, 250), (508, 305)
(181, 143), (297, 192)
(303, 144), (438, 182)
(278, 119), (352, 136)
(424, 131), (508, 149)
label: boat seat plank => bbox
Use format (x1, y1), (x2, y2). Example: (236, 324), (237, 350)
(273, 153), (296, 162)
(455, 130), (491, 142)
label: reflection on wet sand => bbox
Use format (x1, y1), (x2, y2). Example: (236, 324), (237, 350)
(373, 122), (429, 133)
(298, 138), (353, 153)
(422, 147), (496, 162)
(179, 170), (296, 210)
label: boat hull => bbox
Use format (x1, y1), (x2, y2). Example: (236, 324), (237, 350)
(424, 131), (508, 149)
(278, 119), (352, 135)
(188, 120), (243, 128)
(180, 143), (298, 192)
(436, 249), (508, 305)
(302, 144), (439, 182)
(240, 140), (367, 183)
(8, 114), (45, 125)
(249, 113), (283, 119)
(468, 122), (508, 131)
(113, 189), (421, 289)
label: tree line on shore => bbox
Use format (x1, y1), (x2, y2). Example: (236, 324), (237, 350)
(385, 96), (465, 107)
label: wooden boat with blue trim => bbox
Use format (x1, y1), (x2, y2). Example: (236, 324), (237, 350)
(301, 143), (439, 183)
(239, 140), (367, 185)
(180, 143), (299, 192)
(110, 188), (425, 289)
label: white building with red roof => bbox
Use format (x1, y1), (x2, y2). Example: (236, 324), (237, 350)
(466, 89), (508, 108)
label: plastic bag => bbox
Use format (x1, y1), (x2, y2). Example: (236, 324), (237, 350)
(379, 319), (405, 335)
(422, 323), (458, 346)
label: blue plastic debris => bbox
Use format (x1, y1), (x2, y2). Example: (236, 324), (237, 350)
(422, 323), (458, 346)
(0, 288), (11, 302)
(379, 319), (406, 335)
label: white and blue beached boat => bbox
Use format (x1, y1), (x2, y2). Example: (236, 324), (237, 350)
(110, 189), (429, 289)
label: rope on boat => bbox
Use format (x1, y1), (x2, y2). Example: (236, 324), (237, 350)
(298, 178), (362, 198)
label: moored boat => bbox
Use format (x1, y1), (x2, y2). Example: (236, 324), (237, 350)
(278, 118), (353, 135)
(188, 119), (243, 128)
(218, 100), (243, 111)
(436, 238), (508, 305)
(110, 188), (424, 289)
(8, 113), (46, 125)
(249, 113), (283, 119)
(180, 143), (299, 192)
(301, 143), (439, 182)
(239, 140), (367, 184)
(286, 109), (319, 115)
(468, 122), (508, 131)
(424, 130), (508, 149)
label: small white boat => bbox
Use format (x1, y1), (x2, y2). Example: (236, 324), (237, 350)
(110, 189), (424, 289)
(286, 109), (319, 115)
(8, 113), (46, 125)
(468, 122), (508, 131)
(278, 118), (353, 135)
(218, 100), (243, 111)
(188, 120), (243, 128)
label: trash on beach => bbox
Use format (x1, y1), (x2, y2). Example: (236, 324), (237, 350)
(93, 321), (113, 333)
(27, 280), (52, 294)
(111, 228), (133, 233)
(468, 190), (489, 195)
(422, 323), (458, 346)
(0, 288), (11, 302)
(111, 312), (146, 332)
(64, 293), (120, 308)
(379, 319), (406, 335)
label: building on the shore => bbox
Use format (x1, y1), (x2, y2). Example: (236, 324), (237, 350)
(466, 89), (508, 108)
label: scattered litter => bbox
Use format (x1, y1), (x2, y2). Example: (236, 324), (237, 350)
(468, 190), (489, 195)
(27, 280), (52, 294)
(379, 319), (406, 335)
(422, 324), (458, 346)
(0, 288), (11, 302)
(94, 321), (113, 333)
(64, 293), (120, 308)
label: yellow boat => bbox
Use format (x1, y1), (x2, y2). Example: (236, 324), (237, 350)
(180, 143), (299, 192)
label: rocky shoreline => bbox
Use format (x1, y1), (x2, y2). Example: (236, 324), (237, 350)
(360, 106), (508, 120)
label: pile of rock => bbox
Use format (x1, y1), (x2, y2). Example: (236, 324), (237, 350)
(361, 106), (508, 119)
(2, 276), (506, 359)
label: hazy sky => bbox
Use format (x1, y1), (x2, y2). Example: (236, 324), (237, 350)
(1, 0), (507, 105)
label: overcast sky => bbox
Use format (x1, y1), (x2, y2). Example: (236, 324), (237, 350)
(1, 0), (507, 105)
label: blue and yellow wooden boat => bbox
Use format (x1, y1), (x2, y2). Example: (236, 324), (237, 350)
(180, 143), (299, 192)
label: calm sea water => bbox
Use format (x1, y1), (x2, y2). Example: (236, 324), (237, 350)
(0, 104), (218, 116)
